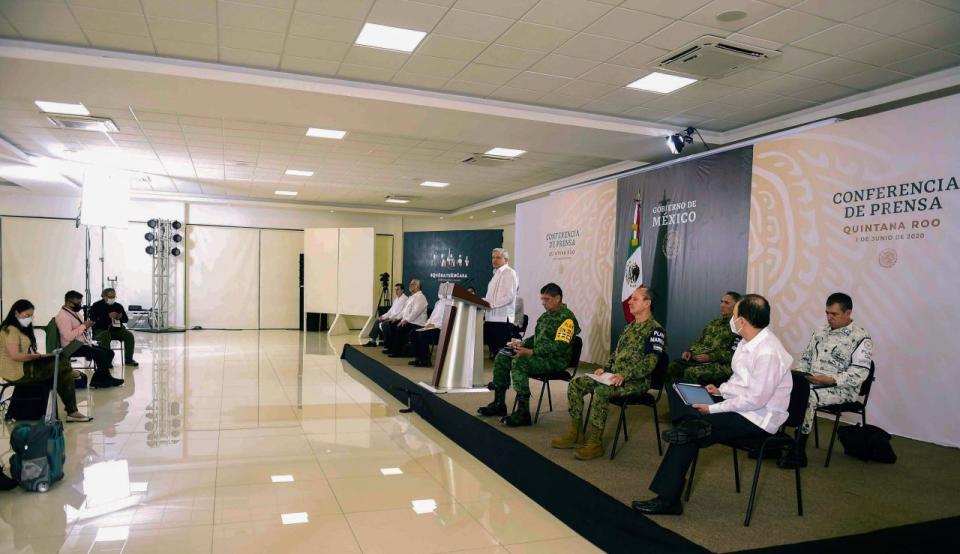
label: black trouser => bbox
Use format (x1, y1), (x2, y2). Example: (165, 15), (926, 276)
(368, 320), (385, 344)
(387, 323), (421, 355)
(411, 328), (440, 362)
(484, 321), (513, 359)
(649, 387), (770, 504)
(73, 344), (115, 376)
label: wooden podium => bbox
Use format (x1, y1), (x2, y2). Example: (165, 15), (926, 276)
(421, 283), (490, 393)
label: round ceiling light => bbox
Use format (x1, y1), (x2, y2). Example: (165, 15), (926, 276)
(717, 10), (747, 22)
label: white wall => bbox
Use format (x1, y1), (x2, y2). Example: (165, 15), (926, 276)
(259, 229), (303, 329)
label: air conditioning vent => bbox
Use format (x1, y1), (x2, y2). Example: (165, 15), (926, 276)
(655, 36), (780, 79)
(47, 114), (119, 133)
(460, 154), (514, 167)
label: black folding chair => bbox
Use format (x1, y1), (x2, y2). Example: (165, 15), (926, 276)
(814, 361), (876, 467)
(684, 372), (810, 527)
(511, 336), (583, 424)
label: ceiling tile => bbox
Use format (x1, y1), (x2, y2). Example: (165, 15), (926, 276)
(791, 24), (884, 55)
(416, 34), (487, 60)
(923, 0), (960, 10)
(536, 92), (589, 110)
(506, 71), (572, 92)
(584, 7), (674, 42)
(220, 26), (285, 54)
(474, 44), (545, 70)
(454, 63), (521, 85)
(643, 20), (731, 50)
(787, 82), (858, 102)
(578, 99), (630, 115)
(529, 54), (599, 78)
(748, 73), (823, 94)
(0, 15), (17, 36)
(835, 67), (911, 89)
(0, 0), (88, 43)
(401, 54), (469, 77)
(725, 33), (785, 50)
(337, 63), (397, 82)
(522, 0), (614, 32)
(842, 38), (931, 66)
(497, 22), (577, 51)
(851, 0), (956, 35)
(620, 0), (711, 19)
(452, 0), (538, 19)
(608, 43), (669, 69)
(554, 33), (632, 61)
(764, 0), (804, 7)
(148, 17), (217, 45)
(443, 79), (499, 96)
(580, 63), (645, 86)
(884, 50), (960, 75)
(142, 0), (216, 23)
(84, 31), (156, 54)
(897, 15), (960, 49)
(555, 79), (619, 99)
(366, 0), (449, 31)
(679, 101), (742, 119)
(755, 45), (829, 72)
(71, 6), (149, 35)
(699, 118), (747, 131)
(489, 86), (545, 103)
(283, 35), (351, 61)
(280, 55), (341, 74)
(432, 9), (514, 42)
(793, 57), (872, 81)
(219, 1), (292, 33)
(393, 70), (449, 89)
(295, 0), (375, 20)
(219, 47), (281, 69)
(740, 10), (836, 43)
(289, 13), (363, 42)
(710, 67), (780, 87)
(793, 0), (897, 22)
(716, 89), (780, 107)
(683, 0), (782, 32)
(343, 45), (411, 69)
(67, 0), (144, 13)
(672, 80), (742, 100)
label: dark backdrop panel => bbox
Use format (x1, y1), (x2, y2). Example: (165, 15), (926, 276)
(402, 230), (503, 310)
(611, 148), (753, 358)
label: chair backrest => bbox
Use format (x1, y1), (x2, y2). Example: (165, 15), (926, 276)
(519, 314), (529, 334)
(44, 318), (60, 354)
(783, 372), (812, 429)
(649, 353), (670, 391)
(568, 336), (583, 370)
(859, 361), (877, 405)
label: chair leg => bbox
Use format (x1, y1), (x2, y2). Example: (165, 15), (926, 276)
(653, 404), (662, 456)
(610, 408), (626, 460)
(582, 393), (594, 436)
(733, 448), (741, 493)
(825, 413), (842, 468)
(685, 452), (698, 501)
(744, 448), (765, 527)
(534, 381), (547, 424)
(795, 456), (804, 516)
(813, 412), (820, 448)
(546, 381), (553, 413)
(861, 410), (866, 426)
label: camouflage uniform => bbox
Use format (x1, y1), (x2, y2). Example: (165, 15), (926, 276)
(668, 316), (741, 385)
(567, 317), (666, 430)
(796, 322), (873, 434)
(491, 304), (580, 395)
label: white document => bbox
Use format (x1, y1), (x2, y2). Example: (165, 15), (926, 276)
(586, 372), (617, 386)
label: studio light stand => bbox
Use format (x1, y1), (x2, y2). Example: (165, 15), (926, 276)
(141, 218), (186, 333)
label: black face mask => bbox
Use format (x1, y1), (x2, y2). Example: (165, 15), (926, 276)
(70, 303), (82, 312)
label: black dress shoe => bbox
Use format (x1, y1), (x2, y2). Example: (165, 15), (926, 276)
(412, 359), (431, 367)
(631, 496), (683, 515)
(662, 419), (712, 445)
(362, 341), (378, 347)
(776, 449), (808, 469)
(124, 359), (139, 367)
(0, 467), (18, 491)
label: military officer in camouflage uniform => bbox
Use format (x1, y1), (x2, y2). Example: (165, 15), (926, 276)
(779, 292), (873, 469)
(552, 286), (666, 460)
(669, 291), (742, 385)
(478, 283), (580, 427)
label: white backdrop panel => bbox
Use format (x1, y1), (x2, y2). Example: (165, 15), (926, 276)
(304, 228), (338, 314)
(259, 229), (303, 329)
(186, 225), (259, 329)
(1, 217), (86, 324)
(337, 228), (375, 316)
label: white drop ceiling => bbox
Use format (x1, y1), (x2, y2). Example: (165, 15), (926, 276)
(0, 0), (958, 213)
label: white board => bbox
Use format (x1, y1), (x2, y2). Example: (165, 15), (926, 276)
(304, 228), (338, 314)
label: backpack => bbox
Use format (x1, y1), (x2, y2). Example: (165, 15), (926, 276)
(837, 423), (897, 464)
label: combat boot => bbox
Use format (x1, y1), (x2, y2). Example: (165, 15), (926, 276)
(551, 417), (584, 449)
(504, 393), (532, 427)
(477, 387), (507, 417)
(575, 424), (605, 460)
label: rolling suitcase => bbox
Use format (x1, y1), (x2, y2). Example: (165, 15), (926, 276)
(8, 348), (66, 492)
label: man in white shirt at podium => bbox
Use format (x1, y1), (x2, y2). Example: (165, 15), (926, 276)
(483, 248), (518, 360)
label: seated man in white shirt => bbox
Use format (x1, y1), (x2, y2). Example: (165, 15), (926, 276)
(408, 291), (452, 367)
(363, 283), (408, 347)
(632, 294), (793, 516)
(384, 279), (428, 357)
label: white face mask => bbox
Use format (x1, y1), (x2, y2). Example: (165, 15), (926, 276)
(17, 316), (32, 327)
(729, 316), (741, 336)
(106, 298), (116, 305)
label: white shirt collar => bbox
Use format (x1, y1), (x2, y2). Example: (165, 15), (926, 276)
(740, 327), (769, 353)
(494, 263), (509, 273)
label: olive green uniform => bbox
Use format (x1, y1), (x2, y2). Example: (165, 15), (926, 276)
(568, 317), (666, 430)
(491, 304), (580, 395)
(668, 316), (740, 385)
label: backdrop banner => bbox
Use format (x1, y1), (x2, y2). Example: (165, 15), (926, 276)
(749, 94), (960, 447)
(611, 148), (753, 359)
(402, 230), (503, 310)
(515, 180), (616, 365)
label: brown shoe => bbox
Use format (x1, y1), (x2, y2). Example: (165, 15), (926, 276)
(551, 417), (584, 449)
(574, 425), (605, 460)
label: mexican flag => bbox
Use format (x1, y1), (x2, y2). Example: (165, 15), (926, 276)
(622, 197), (643, 322)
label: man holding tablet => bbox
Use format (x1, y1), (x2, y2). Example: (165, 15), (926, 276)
(632, 294), (793, 515)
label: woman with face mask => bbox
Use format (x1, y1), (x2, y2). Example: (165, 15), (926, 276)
(0, 299), (92, 422)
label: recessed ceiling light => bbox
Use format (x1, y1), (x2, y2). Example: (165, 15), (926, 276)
(281, 512), (309, 525)
(285, 169), (313, 177)
(626, 72), (697, 94)
(485, 147), (526, 158)
(380, 467), (403, 476)
(275, 190), (298, 196)
(356, 22), (426, 53)
(329, 210), (335, 213)
(491, 210), (497, 213)
(271, 474), (295, 482)
(420, 181), (449, 188)
(385, 197), (411, 204)
(35, 100), (90, 116)
(306, 127), (347, 139)
(411, 499), (438, 514)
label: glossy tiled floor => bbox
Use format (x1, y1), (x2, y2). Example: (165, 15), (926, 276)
(0, 331), (598, 554)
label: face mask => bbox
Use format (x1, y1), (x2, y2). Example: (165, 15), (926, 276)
(17, 317), (32, 327)
(70, 303), (82, 312)
(106, 298), (116, 305)
(729, 316), (741, 336)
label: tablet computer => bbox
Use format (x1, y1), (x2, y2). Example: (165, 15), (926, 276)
(673, 383), (715, 406)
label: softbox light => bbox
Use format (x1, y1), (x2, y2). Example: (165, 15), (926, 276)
(80, 168), (130, 228)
